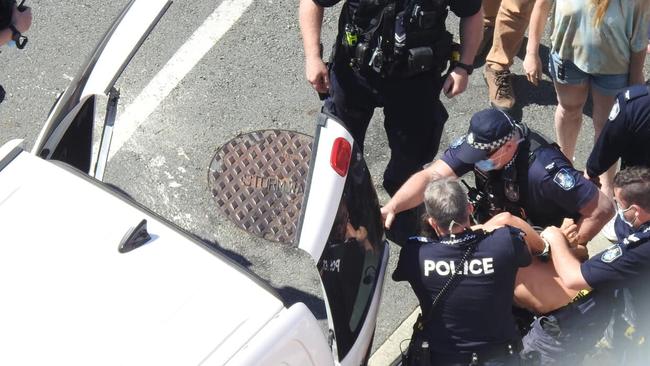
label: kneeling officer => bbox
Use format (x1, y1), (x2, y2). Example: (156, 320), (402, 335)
(383, 108), (614, 247)
(394, 177), (531, 365)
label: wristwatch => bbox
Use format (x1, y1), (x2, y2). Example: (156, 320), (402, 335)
(536, 236), (551, 262)
(453, 62), (474, 75)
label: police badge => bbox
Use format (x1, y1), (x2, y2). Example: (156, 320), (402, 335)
(553, 168), (576, 191)
(601, 244), (623, 263)
(505, 181), (519, 202)
(466, 133), (474, 145)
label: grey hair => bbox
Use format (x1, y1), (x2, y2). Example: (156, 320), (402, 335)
(424, 177), (469, 229)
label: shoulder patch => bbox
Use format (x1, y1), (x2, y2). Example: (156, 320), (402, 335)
(553, 168), (576, 190)
(624, 85), (648, 101)
(608, 99), (620, 121)
(408, 236), (433, 244)
(601, 244), (623, 263)
(450, 135), (466, 149)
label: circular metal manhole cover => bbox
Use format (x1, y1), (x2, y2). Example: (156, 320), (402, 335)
(208, 130), (313, 244)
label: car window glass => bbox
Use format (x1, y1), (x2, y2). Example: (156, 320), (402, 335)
(317, 146), (386, 360)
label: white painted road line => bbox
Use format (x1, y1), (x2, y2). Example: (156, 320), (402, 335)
(108, 0), (254, 161)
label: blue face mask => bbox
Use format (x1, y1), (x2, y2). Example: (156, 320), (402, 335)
(474, 138), (525, 172)
(475, 158), (497, 172)
(616, 200), (637, 227)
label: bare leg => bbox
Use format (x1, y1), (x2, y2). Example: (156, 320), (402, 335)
(553, 81), (589, 161)
(591, 89), (618, 198)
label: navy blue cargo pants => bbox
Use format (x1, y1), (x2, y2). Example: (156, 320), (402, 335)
(324, 59), (448, 244)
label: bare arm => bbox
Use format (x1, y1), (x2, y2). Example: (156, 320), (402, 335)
(299, 0), (329, 93)
(544, 226), (591, 290)
(575, 190), (615, 245)
(443, 8), (483, 98)
(481, 212), (545, 255)
(523, 0), (552, 86)
(458, 8), (483, 67)
(381, 160), (457, 228)
(628, 49), (646, 86)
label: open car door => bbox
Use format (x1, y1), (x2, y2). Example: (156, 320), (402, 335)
(31, 0), (171, 177)
(26, 0), (389, 361)
(209, 113), (389, 365)
(297, 113), (389, 366)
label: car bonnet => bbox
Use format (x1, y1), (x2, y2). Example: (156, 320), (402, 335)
(0, 147), (285, 365)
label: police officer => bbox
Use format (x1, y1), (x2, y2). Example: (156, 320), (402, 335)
(541, 166), (650, 364)
(382, 108), (614, 247)
(394, 177), (530, 365)
(298, 0), (483, 198)
(586, 84), (650, 240)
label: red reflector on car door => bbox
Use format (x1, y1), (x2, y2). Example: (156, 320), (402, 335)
(330, 137), (351, 177)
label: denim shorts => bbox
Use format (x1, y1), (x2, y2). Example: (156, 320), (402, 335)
(548, 51), (628, 96)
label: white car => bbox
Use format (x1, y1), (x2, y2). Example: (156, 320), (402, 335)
(0, 1), (389, 365)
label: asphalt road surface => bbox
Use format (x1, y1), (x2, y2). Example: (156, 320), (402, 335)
(1, 0), (649, 359)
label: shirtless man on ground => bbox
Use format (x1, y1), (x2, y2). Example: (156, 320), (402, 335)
(481, 213), (609, 364)
(480, 213), (582, 313)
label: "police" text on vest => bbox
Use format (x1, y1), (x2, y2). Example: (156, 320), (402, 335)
(423, 258), (494, 276)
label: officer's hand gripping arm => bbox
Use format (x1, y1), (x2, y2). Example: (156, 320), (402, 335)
(481, 212), (546, 256)
(544, 226), (591, 291)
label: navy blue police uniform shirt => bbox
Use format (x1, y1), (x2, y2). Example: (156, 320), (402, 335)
(587, 85), (650, 178)
(581, 223), (650, 335)
(442, 138), (598, 227)
(393, 227), (531, 354)
(311, 0), (481, 19)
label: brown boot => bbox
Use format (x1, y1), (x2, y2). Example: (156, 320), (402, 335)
(484, 64), (515, 111)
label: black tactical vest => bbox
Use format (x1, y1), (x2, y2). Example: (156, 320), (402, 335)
(472, 125), (558, 225)
(336, 0), (453, 78)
